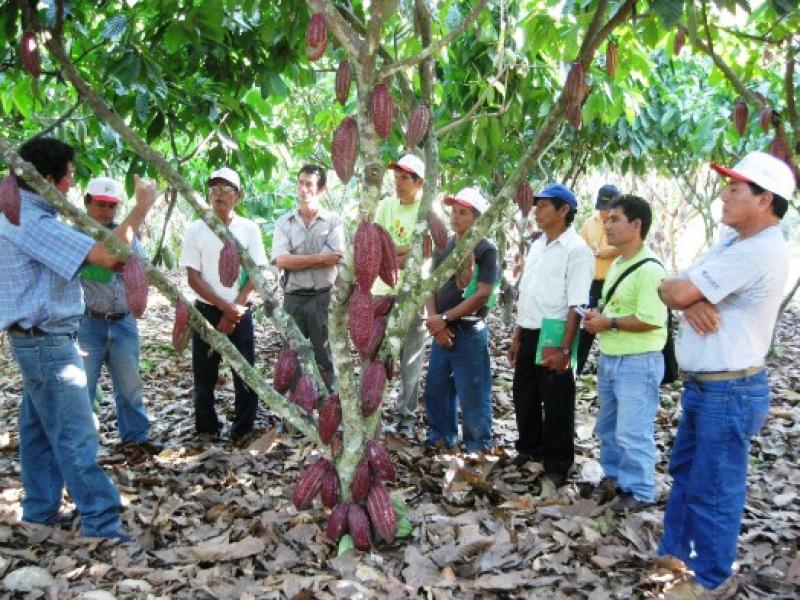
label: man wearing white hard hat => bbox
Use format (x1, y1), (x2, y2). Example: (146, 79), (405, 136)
(180, 167), (268, 444)
(656, 151), (794, 597)
(423, 187), (499, 455)
(374, 154), (428, 436)
(79, 177), (159, 456)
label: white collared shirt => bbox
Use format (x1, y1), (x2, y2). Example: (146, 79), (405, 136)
(516, 227), (594, 329)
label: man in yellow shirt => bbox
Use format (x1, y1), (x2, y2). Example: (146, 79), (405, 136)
(577, 184), (620, 373)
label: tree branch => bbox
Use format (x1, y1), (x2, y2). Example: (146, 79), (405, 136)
(785, 43), (798, 137)
(34, 99), (81, 138)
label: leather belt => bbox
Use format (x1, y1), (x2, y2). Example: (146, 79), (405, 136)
(86, 310), (129, 321)
(685, 365), (764, 383)
(8, 324), (46, 336)
(285, 288), (331, 297)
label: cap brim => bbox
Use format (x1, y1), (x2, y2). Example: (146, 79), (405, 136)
(710, 163), (754, 184)
(444, 197), (476, 210)
(207, 177), (239, 189)
(90, 195), (121, 204)
(388, 162), (420, 177)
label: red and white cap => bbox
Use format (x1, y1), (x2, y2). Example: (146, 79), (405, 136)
(711, 151), (795, 200)
(86, 177), (125, 204)
(444, 187), (490, 214)
(388, 154), (425, 179)
(207, 167), (241, 190)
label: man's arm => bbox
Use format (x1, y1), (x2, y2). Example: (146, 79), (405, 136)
(658, 276), (706, 310)
(275, 252), (341, 270)
(186, 267), (247, 335)
(583, 311), (661, 334)
(541, 307), (581, 372)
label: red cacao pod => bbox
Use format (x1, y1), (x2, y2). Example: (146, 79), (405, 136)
(274, 348), (299, 394)
(372, 294), (395, 317)
(332, 117), (359, 185)
(20, 32), (41, 77)
(732, 100), (748, 136)
(123, 254), (148, 318)
(0, 175), (21, 226)
(769, 136), (790, 162)
(318, 393), (341, 445)
(171, 300), (190, 353)
(372, 83), (393, 140)
(760, 106), (773, 133)
(348, 284), (374, 354)
(306, 12), (327, 61)
(335, 60), (352, 105)
(290, 374), (318, 413)
(422, 233), (433, 258)
(406, 104), (430, 148)
(292, 458), (331, 509)
(326, 503), (349, 543)
(366, 480), (397, 544)
(347, 503), (372, 551)
(360, 315), (388, 361)
(515, 180), (534, 218)
(360, 360), (387, 416)
(605, 41), (618, 78)
(564, 61), (587, 109)
(320, 467), (341, 508)
(375, 224), (398, 288)
(218, 238), (240, 288)
(673, 29), (686, 56)
(354, 220), (382, 290)
(365, 440), (396, 482)
(427, 212), (448, 250)
(351, 458), (372, 503)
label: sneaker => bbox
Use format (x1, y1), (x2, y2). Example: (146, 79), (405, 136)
(123, 440), (162, 455)
(663, 576), (738, 599)
(594, 476), (618, 505)
(610, 491), (653, 512)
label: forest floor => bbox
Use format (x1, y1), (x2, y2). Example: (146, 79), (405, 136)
(0, 280), (798, 599)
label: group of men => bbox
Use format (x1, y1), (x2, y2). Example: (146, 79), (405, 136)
(1, 135), (795, 599)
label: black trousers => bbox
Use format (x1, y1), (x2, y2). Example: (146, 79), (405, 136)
(512, 328), (575, 477)
(576, 278), (605, 374)
(192, 301), (258, 437)
(283, 290), (334, 389)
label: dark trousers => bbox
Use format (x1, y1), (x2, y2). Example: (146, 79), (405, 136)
(192, 301), (258, 437)
(577, 278), (605, 374)
(283, 290), (334, 389)
(512, 328), (575, 477)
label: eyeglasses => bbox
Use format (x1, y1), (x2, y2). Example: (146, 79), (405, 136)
(209, 183), (237, 195)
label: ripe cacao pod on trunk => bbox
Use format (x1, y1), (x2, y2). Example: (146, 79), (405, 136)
(347, 503), (372, 551)
(375, 224), (398, 288)
(360, 360), (387, 416)
(332, 117), (359, 184)
(326, 503), (349, 543)
(422, 233), (433, 258)
(367, 480), (397, 543)
(318, 393), (341, 445)
(305, 12), (327, 61)
(605, 41), (618, 78)
(372, 294), (395, 317)
(290, 374), (318, 413)
(292, 458), (331, 509)
(732, 100), (748, 136)
(406, 104), (430, 148)
(769, 136), (790, 162)
(759, 106), (773, 133)
(20, 32), (41, 77)
(172, 300), (190, 352)
(515, 180), (534, 218)
(123, 255), (148, 318)
(354, 220), (382, 290)
(274, 348), (299, 394)
(360, 315), (388, 361)
(351, 458), (372, 503)
(564, 61), (587, 109)
(320, 467), (341, 509)
(335, 60), (352, 105)
(427, 212), (448, 250)
(0, 175), (21, 226)
(218, 238), (240, 287)
(372, 83), (393, 140)
(673, 29), (686, 56)
(348, 284), (374, 354)
(366, 440), (396, 482)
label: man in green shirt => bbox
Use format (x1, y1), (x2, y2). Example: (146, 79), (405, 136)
(583, 194), (667, 511)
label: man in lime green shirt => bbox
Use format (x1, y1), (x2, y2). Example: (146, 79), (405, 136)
(583, 194), (667, 511)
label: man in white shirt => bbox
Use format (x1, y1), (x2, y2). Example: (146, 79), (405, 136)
(656, 152), (794, 598)
(179, 167), (268, 443)
(507, 183), (593, 486)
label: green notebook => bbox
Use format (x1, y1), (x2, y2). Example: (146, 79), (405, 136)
(81, 264), (114, 284)
(535, 318), (579, 366)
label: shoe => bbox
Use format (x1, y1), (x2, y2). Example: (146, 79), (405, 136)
(512, 453), (538, 467)
(594, 476), (618, 504)
(195, 431), (221, 445)
(546, 472), (567, 487)
(121, 440), (163, 455)
(610, 491), (653, 512)
(396, 421), (415, 437)
(663, 576), (738, 599)
(654, 554), (688, 574)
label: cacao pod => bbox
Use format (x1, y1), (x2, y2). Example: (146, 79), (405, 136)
(375, 224), (398, 288)
(769, 136), (790, 162)
(406, 104), (430, 148)
(290, 374), (318, 413)
(305, 12), (327, 61)
(360, 360), (387, 416)
(347, 503), (372, 551)
(372, 294), (395, 317)
(351, 458), (372, 503)
(564, 61), (587, 109)
(360, 315), (388, 361)
(0, 175), (21, 226)
(372, 83), (393, 140)
(335, 60), (352, 105)
(171, 300), (190, 353)
(354, 220), (382, 290)
(326, 503), (349, 543)
(605, 41), (618, 78)
(565, 102), (583, 131)
(760, 106), (773, 133)
(673, 29), (686, 56)
(366, 440), (396, 482)
(123, 255), (148, 318)
(274, 348), (299, 394)
(320, 467), (341, 508)
(348, 284), (375, 354)
(20, 32), (41, 77)
(292, 458), (331, 509)
(330, 431), (343, 459)
(318, 393), (341, 445)
(515, 180), (534, 218)
(732, 100), (748, 136)
(422, 233), (433, 258)
(332, 117), (359, 184)
(218, 238), (240, 287)
(366, 480), (397, 544)
(427, 212), (448, 250)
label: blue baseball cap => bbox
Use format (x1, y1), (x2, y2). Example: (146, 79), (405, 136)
(534, 183), (577, 210)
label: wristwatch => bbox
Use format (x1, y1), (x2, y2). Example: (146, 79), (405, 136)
(441, 312), (449, 322)
(610, 317), (619, 331)
(560, 347), (571, 356)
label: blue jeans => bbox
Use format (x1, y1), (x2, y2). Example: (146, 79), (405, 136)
(596, 351), (663, 501)
(657, 370), (770, 589)
(9, 332), (122, 537)
(424, 322), (493, 453)
(78, 314), (150, 444)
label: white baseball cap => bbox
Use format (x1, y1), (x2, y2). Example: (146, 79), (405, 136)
(207, 167), (241, 190)
(388, 154), (425, 179)
(444, 187), (490, 214)
(86, 176), (125, 204)
(711, 151), (795, 200)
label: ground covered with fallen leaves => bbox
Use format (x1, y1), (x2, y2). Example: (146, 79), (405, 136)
(1, 283), (798, 599)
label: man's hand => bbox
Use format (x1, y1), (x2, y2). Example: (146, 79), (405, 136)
(582, 308), (610, 335)
(319, 251), (343, 267)
(541, 348), (570, 373)
(222, 302), (247, 323)
(425, 314), (447, 335)
(507, 337), (520, 366)
(433, 327), (454, 348)
(133, 174), (158, 211)
(682, 300), (720, 335)
(216, 315), (236, 335)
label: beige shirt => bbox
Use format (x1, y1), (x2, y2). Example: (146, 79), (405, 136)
(579, 214), (615, 280)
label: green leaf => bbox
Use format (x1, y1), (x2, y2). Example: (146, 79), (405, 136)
(396, 516), (413, 538)
(103, 15), (127, 40)
(650, 0), (684, 29)
(135, 90), (150, 123)
(337, 534), (355, 556)
(12, 78), (33, 118)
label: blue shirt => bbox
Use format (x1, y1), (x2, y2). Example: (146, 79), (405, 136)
(0, 189), (94, 333)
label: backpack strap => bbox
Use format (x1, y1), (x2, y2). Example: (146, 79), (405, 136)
(602, 257), (663, 307)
